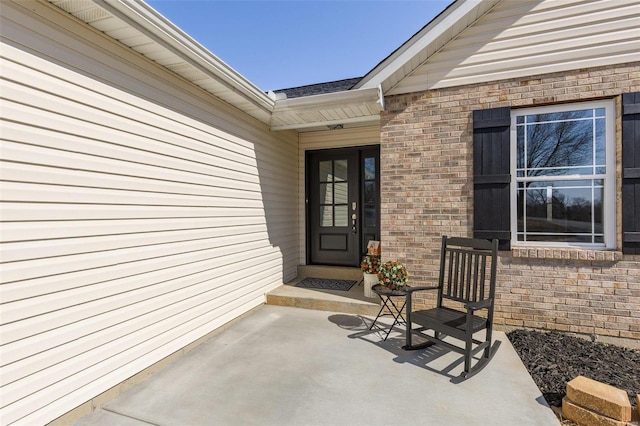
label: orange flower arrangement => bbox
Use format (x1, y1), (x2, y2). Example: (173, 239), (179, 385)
(361, 254), (380, 274)
(377, 261), (408, 289)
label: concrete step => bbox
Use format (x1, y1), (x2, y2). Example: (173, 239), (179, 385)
(266, 265), (380, 316)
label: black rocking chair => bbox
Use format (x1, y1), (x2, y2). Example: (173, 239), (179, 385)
(404, 236), (499, 378)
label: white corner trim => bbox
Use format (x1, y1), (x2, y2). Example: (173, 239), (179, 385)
(377, 84), (385, 110)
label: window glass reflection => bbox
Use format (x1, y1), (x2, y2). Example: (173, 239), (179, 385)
(320, 206), (333, 227)
(364, 157), (375, 180)
(334, 160), (348, 181)
(524, 119), (594, 176)
(319, 161), (332, 182)
(334, 182), (348, 204)
(334, 205), (348, 227)
(319, 183), (332, 204)
(365, 207), (376, 227)
(514, 105), (610, 246)
(364, 182), (375, 203)
(516, 109), (606, 178)
(516, 180), (603, 242)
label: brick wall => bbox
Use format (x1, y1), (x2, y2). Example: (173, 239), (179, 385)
(380, 63), (640, 342)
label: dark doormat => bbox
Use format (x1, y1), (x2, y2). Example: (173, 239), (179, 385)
(295, 277), (357, 291)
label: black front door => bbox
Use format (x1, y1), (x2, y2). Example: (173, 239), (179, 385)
(307, 146), (380, 266)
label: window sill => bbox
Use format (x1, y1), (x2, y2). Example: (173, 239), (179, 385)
(511, 247), (623, 262)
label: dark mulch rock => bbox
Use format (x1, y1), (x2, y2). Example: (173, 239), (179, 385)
(507, 329), (640, 411)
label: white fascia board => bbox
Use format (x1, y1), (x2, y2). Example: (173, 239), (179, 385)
(95, 0), (275, 115)
(355, 0), (497, 91)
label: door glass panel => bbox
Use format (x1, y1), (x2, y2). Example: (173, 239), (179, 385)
(364, 181), (375, 203)
(319, 161), (332, 182)
(362, 156), (378, 230)
(334, 182), (348, 204)
(318, 158), (349, 228)
(319, 183), (332, 204)
(364, 157), (375, 180)
(365, 207), (376, 227)
(334, 160), (348, 181)
(334, 205), (348, 227)
(320, 206), (333, 227)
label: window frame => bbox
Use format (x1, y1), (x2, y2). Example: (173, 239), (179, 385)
(509, 100), (616, 249)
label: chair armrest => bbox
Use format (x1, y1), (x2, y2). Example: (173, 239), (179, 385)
(465, 298), (493, 312)
(405, 285), (439, 294)
(405, 286), (439, 315)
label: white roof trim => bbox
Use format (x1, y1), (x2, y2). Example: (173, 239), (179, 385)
(48, 0), (504, 131)
(354, 0), (501, 92)
(50, 0), (274, 124)
(98, 0), (275, 112)
(274, 87), (380, 109)
(271, 87), (382, 131)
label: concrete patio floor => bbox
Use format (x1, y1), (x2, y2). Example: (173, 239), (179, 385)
(74, 305), (560, 426)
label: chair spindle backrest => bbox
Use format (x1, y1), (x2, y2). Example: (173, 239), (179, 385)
(437, 236), (498, 307)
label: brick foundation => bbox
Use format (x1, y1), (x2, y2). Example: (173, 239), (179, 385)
(380, 63), (640, 341)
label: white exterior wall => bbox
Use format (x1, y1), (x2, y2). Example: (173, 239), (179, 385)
(0, 2), (298, 424)
(390, 0), (640, 95)
(297, 126), (380, 264)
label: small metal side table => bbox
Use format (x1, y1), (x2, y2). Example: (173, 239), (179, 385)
(369, 284), (408, 341)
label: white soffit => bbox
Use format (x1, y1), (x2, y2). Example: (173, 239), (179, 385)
(270, 87), (382, 131)
(354, 0), (502, 94)
(48, 0), (275, 124)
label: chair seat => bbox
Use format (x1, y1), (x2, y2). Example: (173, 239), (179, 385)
(411, 307), (487, 334)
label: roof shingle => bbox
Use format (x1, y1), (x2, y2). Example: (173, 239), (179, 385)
(272, 77), (362, 98)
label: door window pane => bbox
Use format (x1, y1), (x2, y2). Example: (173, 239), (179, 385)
(320, 206), (333, 227)
(334, 160), (348, 181)
(334, 205), (348, 227)
(364, 157), (375, 180)
(364, 182), (376, 203)
(319, 161), (332, 182)
(317, 158), (349, 228)
(334, 182), (348, 204)
(319, 183), (332, 204)
(364, 207), (376, 227)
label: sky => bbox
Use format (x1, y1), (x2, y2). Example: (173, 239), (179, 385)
(146, 0), (452, 92)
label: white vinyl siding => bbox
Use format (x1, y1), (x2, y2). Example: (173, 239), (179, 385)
(389, 0), (640, 95)
(298, 126), (380, 264)
(0, 2), (298, 424)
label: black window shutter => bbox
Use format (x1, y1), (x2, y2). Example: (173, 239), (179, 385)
(473, 107), (511, 250)
(622, 92), (640, 255)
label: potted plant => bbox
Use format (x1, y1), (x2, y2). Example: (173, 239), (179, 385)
(378, 260), (409, 290)
(361, 254), (380, 298)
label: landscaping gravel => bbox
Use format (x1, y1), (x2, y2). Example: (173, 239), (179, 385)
(507, 329), (640, 411)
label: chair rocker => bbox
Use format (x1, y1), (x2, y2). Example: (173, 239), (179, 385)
(404, 236), (499, 378)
